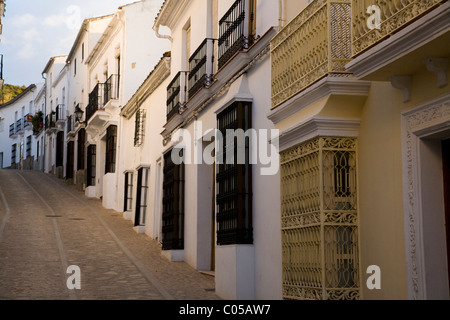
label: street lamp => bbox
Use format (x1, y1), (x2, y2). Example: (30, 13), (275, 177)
(74, 104), (84, 123)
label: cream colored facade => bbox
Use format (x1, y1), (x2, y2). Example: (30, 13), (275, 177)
(271, 0), (450, 300)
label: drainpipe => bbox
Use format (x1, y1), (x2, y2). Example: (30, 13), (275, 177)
(153, 23), (172, 42)
(278, 0), (285, 29)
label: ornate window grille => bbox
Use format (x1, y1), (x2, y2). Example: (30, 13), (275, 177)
(162, 149), (185, 250)
(105, 125), (117, 174)
(216, 101), (253, 245)
(86, 145), (96, 187)
(280, 137), (360, 300)
(134, 109), (146, 147)
(135, 167), (150, 227)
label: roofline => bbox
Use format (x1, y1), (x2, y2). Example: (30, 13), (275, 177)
(42, 56), (68, 75)
(0, 84), (37, 108)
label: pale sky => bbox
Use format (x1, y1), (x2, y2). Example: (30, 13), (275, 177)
(0, 0), (161, 86)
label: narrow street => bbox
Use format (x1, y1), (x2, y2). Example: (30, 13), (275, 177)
(0, 169), (219, 300)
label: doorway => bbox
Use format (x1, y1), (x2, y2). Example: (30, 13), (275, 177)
(441, 139), (450, 292)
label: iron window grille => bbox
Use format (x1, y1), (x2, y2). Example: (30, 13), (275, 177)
(16, 118), (22, 133)
(218, 0), (257, 69)
(280, 137), (360, 300)
(11, 144), (16, 164)
(162, 149), (185, 250)
(55, 104), (65, 122)
(66, 141), (75, 179)
(77, 129), (85, 170)
(216, 101), (253, 245)
(135, 167), (150, 227)
(9, 124), (14, 137)
(166, 71), (188, 122)
(86, 145), (96, 187)
(188, 38), (216, 98)
(134, 109), (146, 147)
(124, 171), (134, 212)
(105, 125), (117, 174)
(26, 136), (32, 158)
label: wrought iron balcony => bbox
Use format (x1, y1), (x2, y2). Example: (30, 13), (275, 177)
(104, 74), (120, 106)
(16, 118), (23, 133)
(352, 0), (446, 56)
(55, 104), (65, 123)
(270, 0), (352, 109)
(67, 114), (74, 134)
(166, 71), (188, 122)
(45, 114), (56, 130)
(23, 114), (33, 130)
(188, 38), (215, 98)
(86, 83), (105, 123)
(218, 0), (255, 69)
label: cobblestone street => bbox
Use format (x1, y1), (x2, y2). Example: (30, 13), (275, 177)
(0, 170), (219, 300)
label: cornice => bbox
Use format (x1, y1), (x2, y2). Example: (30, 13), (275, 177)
(268, 76), (371, 125)
(153, 0), (190, 30)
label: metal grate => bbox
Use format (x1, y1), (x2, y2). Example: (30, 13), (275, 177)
(134, 109), (146, 147)
(280, 137), (360, 300)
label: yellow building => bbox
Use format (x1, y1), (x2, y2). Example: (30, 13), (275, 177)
(270, 0), (450, 299)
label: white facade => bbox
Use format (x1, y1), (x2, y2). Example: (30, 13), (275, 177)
(83, 0), (170, 210)
(0, 83), (44, 170)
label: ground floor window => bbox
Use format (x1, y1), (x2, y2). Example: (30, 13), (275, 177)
(135, 167), (149, 226)
(162, 149), (185, 250)
(11, 144), (16, 164)
(66, 141), (74, 179)
(124, 171), (133, 212)
(216, 101), (253, 245)
(56, 131), (64, 167)
(86, 145), (96, 187)
(26, 136), (32, 158)
(105, 125), (117, 174)
(77, 128), (85, 170)
(280, 137), (359, 300)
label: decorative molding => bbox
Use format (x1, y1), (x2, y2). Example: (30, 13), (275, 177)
(268, 76), (371, 125)
(390, 75), (412, 103)
(424, 58), (449, 88)
(278, 117), (360, 152)
(401, 93), (450, 300)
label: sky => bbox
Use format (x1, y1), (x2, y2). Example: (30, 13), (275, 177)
(0, 0), (150, 86)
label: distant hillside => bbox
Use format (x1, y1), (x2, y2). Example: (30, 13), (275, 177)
(1, 84), (27, 105)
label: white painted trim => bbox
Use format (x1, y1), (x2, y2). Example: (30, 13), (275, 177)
(268, 76), (371, 125)
(278, 117), (361, 152)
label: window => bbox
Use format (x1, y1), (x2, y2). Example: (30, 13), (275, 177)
(162, 149), (185, 250)
(124, 171), (134, 212)
(135, 167), (150, 227)
(86, 145), (96, 187)
(26, 136), (32, 158)
(56, 131), (64, 167)
(216, 101), (253, 245)
(11, 144), (17, 164)
(105, 125), (117, 174)
(81, 43), (85, 61)
(74, 58), (77, 76)
(0, 117), (4, 132)
(77, 129), (85, 170)
(66, 141), (75, 179)
(134, 109), (146, 147)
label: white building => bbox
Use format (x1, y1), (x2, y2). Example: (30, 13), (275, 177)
(82, 0), (170, 210)
(0, 83), (43, 170)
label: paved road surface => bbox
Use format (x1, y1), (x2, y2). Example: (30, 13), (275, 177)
(0, 170), (219, 300)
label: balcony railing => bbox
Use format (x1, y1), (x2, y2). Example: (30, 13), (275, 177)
(352, 0), (446, 56)
(189, 38), (215, 98)
(55, 105), (65, 122)
(104, 74), (120, 106)
(218, 0), (255, 69)
(166, 71), (188, 121)
(16, 118), (23, 133)
(67, 114), (74, 133)
(86, 83), (105, 123)
(45, 114), (56, 130)
(271, 0), (352, 108)
(24, 114), (33, 129)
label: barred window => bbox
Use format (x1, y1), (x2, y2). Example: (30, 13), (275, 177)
(135, 167), (150, 227)
(162, 149), (185, 250)
(86, 145), (96, 187)
(11, 144), (17, 164)
(216, 101), (252, 245)
(77, 129), (85, 170)
(105, 125), (117, 174)
(134, 109), (146, 147)
(26, 136), (32, 158)
(124, 171), (134, 212)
